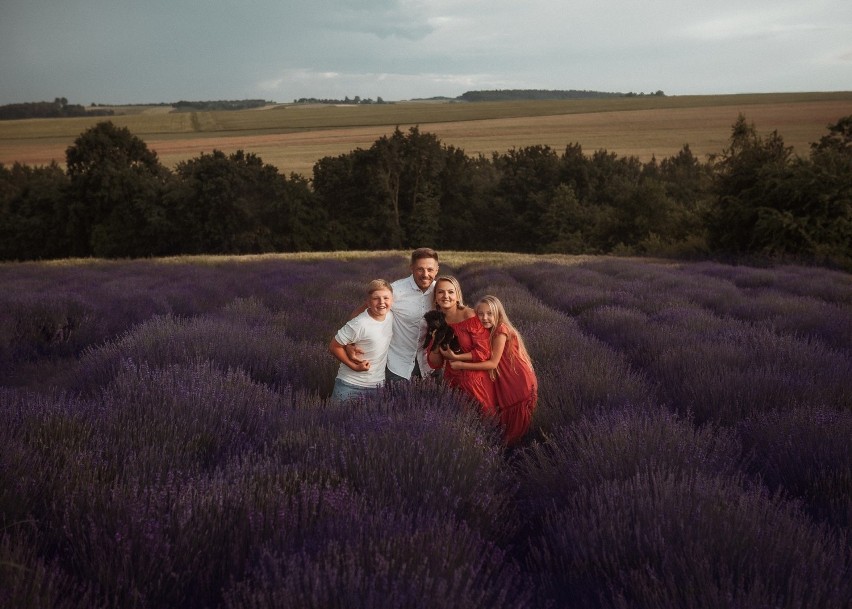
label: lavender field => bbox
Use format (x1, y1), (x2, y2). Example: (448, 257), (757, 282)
(1, 252), (850, 609)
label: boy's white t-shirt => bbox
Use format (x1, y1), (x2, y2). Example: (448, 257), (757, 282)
(334, 309), (394, 388)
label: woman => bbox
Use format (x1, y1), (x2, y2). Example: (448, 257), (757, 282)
(426, 276), (496, 415)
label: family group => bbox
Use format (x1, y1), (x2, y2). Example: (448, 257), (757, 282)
(328, 248), (538, 446)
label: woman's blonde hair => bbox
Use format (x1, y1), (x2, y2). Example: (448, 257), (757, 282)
(477, 295), (534, 378)
(433, 275), (466, 310)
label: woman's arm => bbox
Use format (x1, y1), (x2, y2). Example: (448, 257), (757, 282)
(450, 333), (507, 371)
(426, 336), (444, 369)
(439, 347), (472, 362)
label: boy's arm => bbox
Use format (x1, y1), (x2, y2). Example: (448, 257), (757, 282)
(344, 306), (368, 362)
(329, 338), (370, 372)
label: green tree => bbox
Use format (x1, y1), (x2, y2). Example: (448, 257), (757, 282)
(540, 184), (589, 253)
(165, 150), (285, 254)
(706, 114), (851, 267)
(492, 145), (562, 251)
(312, 126), (452, 249)
(558, 143), (592, 201)
(434, 151), (496, 250)
(706, 115), (793, 255)
(812, 115), (852, 154)
(264, 172), (327, 252)
(0, 162), (70, 260)
(311, 153), (364, 249)
(65, 121), (170, 257)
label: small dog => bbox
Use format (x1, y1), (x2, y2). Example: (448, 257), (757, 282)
(423, 310), (461, 353)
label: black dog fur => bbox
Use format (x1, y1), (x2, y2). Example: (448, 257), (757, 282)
(423, 310), (462, 353)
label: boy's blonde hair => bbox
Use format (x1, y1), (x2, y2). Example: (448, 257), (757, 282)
(366, 279), (393, 295)
(477, 295), (534, 379)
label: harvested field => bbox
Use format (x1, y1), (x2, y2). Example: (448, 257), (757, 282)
(1, 93), (850, 177)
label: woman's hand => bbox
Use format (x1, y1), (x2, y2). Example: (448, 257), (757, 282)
(448, 360), (463, 370)
(439, 345), (458, 360)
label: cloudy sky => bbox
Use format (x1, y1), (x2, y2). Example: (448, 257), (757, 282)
(2, 0), (851, 105)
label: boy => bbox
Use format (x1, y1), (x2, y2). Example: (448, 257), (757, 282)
(329, 279), (394, 400)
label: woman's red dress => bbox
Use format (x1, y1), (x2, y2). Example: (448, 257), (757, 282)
(493, 323), (538, 445)
(430, 315), (496, 415)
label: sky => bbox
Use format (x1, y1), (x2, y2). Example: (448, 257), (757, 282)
(2, 0), (851, 106)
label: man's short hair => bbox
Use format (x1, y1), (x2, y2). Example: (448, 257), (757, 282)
(410, 248), (439, 264)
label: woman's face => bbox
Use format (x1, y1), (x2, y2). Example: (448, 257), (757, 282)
(434, 279), (458, 311)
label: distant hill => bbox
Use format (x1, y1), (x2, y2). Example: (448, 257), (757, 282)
(0, 98), (275, 120)
(456, 89), (664, 102)
(172, 99), (273, 111)
(0, 98), (114, 120)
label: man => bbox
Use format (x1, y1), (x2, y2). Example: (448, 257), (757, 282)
(347, 248), (439, 382)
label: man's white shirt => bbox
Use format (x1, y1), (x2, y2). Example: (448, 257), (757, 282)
(387, 275), (435, 378)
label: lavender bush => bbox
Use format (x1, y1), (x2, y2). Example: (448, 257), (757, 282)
(526, 470), (850, 609)
(1, 253), (850, 609)
(738, 405), (852, 530)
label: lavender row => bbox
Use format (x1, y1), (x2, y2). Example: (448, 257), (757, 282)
(2, 254), (850, 608)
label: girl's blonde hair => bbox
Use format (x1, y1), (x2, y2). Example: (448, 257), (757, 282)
(433, 275), (466, 310)
(477, 295), (534, 378)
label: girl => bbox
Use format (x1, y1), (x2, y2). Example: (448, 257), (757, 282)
(447, 295), (538, 446)
(426, 276), (496, 415)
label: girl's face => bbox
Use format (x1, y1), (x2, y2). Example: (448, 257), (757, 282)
(434, 280), (458, 311)
(475, 303), (495, 329)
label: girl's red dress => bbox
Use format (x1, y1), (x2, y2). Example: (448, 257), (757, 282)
(493, 323), (538, 446)
(430, 315), (496, 415)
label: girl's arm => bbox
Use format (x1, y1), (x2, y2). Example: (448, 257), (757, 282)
(450, 333), (507, 371)
(467, 319), (493, 363)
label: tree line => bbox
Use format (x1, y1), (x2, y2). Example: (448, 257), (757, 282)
(1, 116), (850, 268)
(456, 89), (630, 102)
(0, 98), (114, 121)
(172, 100), (271, 111)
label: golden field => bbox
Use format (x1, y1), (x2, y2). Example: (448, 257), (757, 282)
(1, 92), (850, 177)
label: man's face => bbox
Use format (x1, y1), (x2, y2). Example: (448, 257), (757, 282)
(411, 257), (439, 291)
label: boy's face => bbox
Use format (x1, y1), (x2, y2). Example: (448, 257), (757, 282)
(367, 288), (393, 317)
(411, 257), (439, 291)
